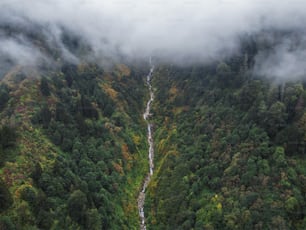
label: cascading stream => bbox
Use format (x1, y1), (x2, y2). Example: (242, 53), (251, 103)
(137, 62), (155, 230)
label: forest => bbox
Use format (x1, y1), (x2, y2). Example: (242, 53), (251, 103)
(0, 28), (305, 229)
(0, 61), (152, 229)
(146, 40), (306, 229)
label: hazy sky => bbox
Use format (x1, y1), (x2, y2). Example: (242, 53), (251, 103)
(1, 0), (306, 80)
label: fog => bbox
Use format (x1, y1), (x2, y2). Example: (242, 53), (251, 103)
(1, 0), (306, 80)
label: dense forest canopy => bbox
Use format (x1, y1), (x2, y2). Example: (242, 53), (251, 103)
(147, 54), (306, 229)
(1, 1), (306, 229)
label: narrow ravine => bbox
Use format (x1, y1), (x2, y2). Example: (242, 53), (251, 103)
(137, 62), (155, 230)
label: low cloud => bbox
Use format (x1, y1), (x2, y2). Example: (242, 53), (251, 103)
(254, 33), (306, 82)
(1, 0), (306, 80)
(0, 37), (46, 66)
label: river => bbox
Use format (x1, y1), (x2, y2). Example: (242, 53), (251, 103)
(137, 62), (155, 230)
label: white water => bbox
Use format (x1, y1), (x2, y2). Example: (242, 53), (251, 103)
(137, 62), (155, 230)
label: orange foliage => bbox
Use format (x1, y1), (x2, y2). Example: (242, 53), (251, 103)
(169, 86), (178, 102)
(122, 144), (132, 161)
(112, 162), (124, 174)
(169, 86), (178, 96)
(101, 83), (118, 100)
(173, 106), (189, 115)
(123, 201), (135, 214)
(116, 64), (131, 78)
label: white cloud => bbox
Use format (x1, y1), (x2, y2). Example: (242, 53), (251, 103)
(1, 0), (306, 79)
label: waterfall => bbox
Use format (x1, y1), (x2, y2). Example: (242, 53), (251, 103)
(137, 62), (155, 230)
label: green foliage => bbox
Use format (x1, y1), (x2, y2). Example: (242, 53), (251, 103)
(86, 208), (102, 230)
(0, 216), (15, 230)
(0, 125), (17, 166)
(40, 77), (51, 96)
(146, 54), (306, 229)
(20, 186), (37, 206)
(0, 63), (150, 229)
(0, 84), (10, 112)
(67, 190), (88, 225)
(0, 178), (13, 212)
(1, 36), (306, 230)
(0, 125), (17, 149)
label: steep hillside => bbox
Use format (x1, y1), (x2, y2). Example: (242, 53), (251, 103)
(2, 1), (306, 229)
(146, 56), (306, 229)
(0, 63), (150, 229)
(1, 30), (306, 230)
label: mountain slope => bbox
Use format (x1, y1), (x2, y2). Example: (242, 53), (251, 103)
(0, 63), (150, 229)
(1, 28), (306, 230)
(146, 57), (306, 229)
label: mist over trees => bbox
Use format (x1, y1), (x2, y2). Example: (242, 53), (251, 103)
(1, 0), (306, 81)
(1, 1), (306, 229)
